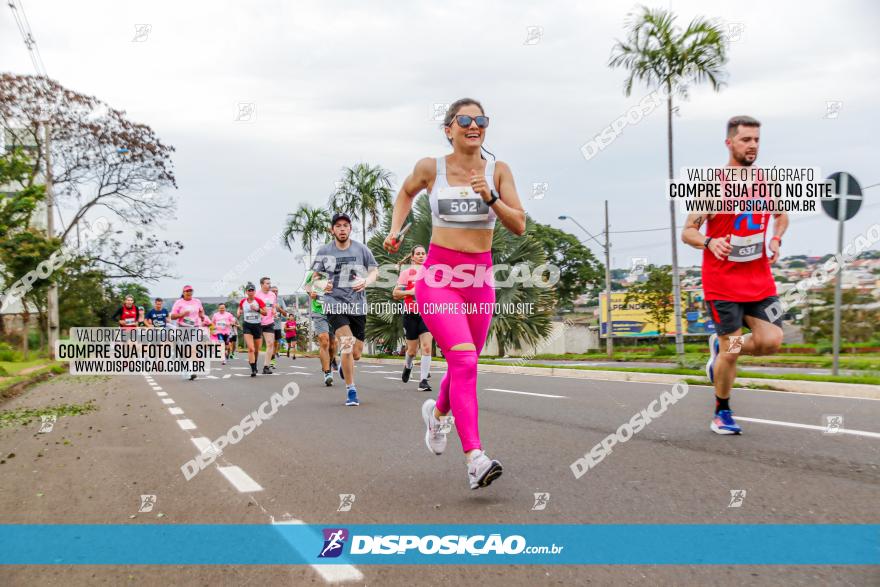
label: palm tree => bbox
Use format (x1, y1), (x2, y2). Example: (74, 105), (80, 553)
(365, 198), (555, 355)
(281, 204), (330, 267)
(329, 163), (394, 241)
(609, 5), (727, 357)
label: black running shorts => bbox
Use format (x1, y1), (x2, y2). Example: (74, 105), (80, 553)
(326, 314), (366, 341)
(403, 312), (430, 341)
(243, 322), (263, 338)
(705, 296), (783, 336)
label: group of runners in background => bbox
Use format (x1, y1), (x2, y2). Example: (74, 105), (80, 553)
(108, 101), (788, 491)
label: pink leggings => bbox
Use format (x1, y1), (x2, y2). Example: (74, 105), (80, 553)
(415, 244), (494, 453)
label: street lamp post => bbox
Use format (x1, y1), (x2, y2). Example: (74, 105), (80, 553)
(560, 207), (613, 358)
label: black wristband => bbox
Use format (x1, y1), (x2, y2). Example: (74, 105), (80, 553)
(487, 189), (500, 207)
(704, 237), (712, 249)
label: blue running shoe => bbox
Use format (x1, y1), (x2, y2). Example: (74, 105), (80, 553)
(706, 333), (719, 383)
(711, 409), (742, 435)
(345, 388), (359, 406)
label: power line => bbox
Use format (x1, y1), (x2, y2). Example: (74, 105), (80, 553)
(609, 227), (668, 234)
(7, 0), (47, 76)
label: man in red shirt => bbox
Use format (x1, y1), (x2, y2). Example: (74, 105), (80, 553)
(681, 115), (788, 435)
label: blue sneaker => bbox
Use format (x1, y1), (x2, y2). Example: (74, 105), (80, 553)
(706, 333), (719, 383)
(345, 388), (359, 406)
(711, 409), (742, 435)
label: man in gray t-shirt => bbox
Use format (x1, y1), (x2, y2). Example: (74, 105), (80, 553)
(308, 212), (378, 406)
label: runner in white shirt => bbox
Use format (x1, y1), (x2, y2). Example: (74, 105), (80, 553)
(237, 283), (267, 377)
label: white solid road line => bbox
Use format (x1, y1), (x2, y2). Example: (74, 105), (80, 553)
(485, 387), (567, 399)
(737, 416), (880, 439)
(272, 518), (364, 584)
(161, 398), (175, 405)
(217, 465), (263, 492)
(168, 407), (184, 415)
(176, 419), (197, 430)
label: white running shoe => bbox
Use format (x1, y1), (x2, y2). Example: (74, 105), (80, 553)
(706, 333), (719, 383)
(421, 399), (452, 455)
(467, 450), (503, 490)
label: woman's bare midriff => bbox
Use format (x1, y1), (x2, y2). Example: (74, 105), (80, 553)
(431, 226), (493, 253)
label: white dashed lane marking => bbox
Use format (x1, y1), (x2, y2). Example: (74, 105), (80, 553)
(272, 518), (363, 583)
(156, 391), (168, 397)
(161, 398), (175, 405)
(176, 419), (197, 431)
(217, 466), (263, 492)
(168, 407), (184, 415)
(485, 388), (568, 399)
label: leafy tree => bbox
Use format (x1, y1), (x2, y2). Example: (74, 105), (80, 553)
(609, 6), (728, 356)
(281, 204), (331, 266)
(530, 222), (603, 310)
(329, 163), (394, 241)
(110, 282), (151, 310)
(0, 147), (42, 239)
(0, 73), (182, 281)
(56, 264), (116, 330)
(623, 265), (674, 346)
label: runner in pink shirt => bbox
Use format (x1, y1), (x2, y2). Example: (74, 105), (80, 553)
(170, 286), (207, 328)
(169, 285), (207, 380)
(254, 277), (278, 374)
(210, 303), (236, 365)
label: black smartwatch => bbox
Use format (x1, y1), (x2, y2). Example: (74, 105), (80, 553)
(486, 188), (500, 207)
(704, 237), (713, 249)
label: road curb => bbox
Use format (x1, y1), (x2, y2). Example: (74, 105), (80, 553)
(361, 358), (880, 400)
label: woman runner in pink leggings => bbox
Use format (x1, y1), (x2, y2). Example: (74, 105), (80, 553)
(384, 98), (526, 490)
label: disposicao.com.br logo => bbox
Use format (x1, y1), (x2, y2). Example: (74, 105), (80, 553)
(318, 528), (563, 557)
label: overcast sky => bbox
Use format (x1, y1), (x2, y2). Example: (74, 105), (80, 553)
(2, 0), (879, 297)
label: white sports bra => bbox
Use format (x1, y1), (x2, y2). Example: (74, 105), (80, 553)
(428, 156), (497, 229)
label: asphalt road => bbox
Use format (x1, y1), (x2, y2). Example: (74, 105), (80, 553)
(1, 355), (878, 586)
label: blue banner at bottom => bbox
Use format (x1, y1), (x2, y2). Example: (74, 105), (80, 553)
(0, 524), (877, 565)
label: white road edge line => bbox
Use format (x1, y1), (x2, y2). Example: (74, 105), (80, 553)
(737, 416), (880, 439)
(271, 518), (364, 583)
(485, 387), (567, 399)
(217, 465), (263, 493)
(515, 376), (880, 402)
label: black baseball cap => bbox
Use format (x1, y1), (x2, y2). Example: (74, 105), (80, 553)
(331, 212), (351, 226)
(246, 283), (256, 291)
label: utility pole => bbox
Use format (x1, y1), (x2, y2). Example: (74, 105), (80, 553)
(604, 200), (613, 358)
(44, 124), (60, 358)
(558, 213), (614, 358)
